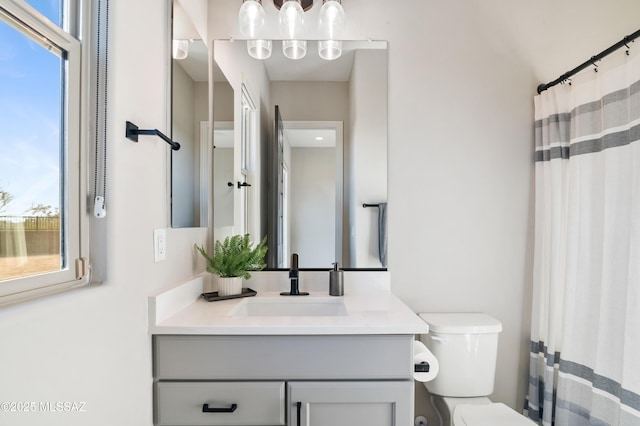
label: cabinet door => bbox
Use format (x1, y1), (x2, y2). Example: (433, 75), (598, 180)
(287, 381), (413, 426)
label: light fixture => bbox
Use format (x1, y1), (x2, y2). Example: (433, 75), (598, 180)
(238, 0), (272, 59)
(238, 0), (346, 61)
(172, 39), (189, 60)
(318, 0), (344, 60)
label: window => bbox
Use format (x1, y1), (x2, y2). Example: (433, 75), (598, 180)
(0, 0), (87, 306)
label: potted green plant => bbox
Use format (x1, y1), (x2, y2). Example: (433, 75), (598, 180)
(195, 234), (267, 296)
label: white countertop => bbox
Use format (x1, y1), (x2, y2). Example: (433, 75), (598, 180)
(148, 272), (429, 336)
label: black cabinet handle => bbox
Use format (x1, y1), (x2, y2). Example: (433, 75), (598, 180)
(296, 401), (302, 426)
(202, 403), (238, 413)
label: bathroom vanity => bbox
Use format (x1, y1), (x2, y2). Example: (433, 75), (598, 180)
(149, 272), (428, 426)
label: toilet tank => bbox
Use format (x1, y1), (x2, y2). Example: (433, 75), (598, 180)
(419, 313), (502, 397)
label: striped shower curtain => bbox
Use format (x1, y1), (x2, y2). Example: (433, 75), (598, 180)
(527, 48), (640, 426)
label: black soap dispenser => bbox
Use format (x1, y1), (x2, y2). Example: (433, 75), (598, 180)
(329, 262), (344, 296)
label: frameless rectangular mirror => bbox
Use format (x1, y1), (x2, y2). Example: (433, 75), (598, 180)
(170, 0), (209, 228)
(213, 39), (388, 269)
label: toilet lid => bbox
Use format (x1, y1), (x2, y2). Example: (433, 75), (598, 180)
(453, 403), (535, 426)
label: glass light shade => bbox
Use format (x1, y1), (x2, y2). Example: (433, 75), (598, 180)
(238, 0), (266, 38)
(319, 0), (345, 39)
(279, 0), (304, 39)
(318, 39), (342, 60)
(172, 39), (188, 60)
(247, 39), (272, 59)
(282, 39), (307, 60)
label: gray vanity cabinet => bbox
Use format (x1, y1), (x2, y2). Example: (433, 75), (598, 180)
(153, 335), (415, 426)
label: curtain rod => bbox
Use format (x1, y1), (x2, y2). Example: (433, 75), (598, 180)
(537, 28), (640, 94)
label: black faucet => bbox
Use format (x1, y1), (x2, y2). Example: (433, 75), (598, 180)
(280, 253), (309, 296)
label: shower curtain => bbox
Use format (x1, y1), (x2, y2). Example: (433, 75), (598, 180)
(527, 48), (640, 426)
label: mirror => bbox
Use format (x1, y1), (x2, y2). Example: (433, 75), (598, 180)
(213, 40), (388, 269)
(212, 59), (234, 237)
(170, 0), (209, 228)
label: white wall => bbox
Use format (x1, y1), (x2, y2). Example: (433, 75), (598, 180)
(0, 1), (639, 425)
(270, 81), (350, 122)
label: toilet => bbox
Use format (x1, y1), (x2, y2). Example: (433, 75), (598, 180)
(418, 313), (535, 426)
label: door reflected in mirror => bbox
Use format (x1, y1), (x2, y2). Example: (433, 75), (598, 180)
(213, 39), (387, 269)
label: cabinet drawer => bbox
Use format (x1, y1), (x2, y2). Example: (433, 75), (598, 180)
(154, 335), (413, 380)
(156, 381), (285, 426)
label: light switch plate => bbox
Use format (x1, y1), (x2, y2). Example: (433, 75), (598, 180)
(154, 229), (166, 262)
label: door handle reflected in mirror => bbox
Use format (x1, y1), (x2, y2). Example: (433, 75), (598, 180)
(227, 181), (251, 189)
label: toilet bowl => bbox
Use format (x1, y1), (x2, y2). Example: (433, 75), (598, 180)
(418, 313), (535, 426)
(431, 395), (491, 426)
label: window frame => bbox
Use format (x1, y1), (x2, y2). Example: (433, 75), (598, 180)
(0, 0), (89, 306)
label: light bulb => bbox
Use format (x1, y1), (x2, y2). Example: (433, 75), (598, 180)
(283, 40), (307, 60)
(247, 39), (272, 60)
(238, 0), (265, 38)
(172, 39), (188, 60)
(319, 0), (345, 40)
(279, 0), (304, 40)
(318, 40), (342, 60)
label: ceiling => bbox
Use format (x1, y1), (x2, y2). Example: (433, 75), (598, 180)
(263, 40), (386, 82)
(176, 40), (208, 82)
(284, 128), (336, 148)
(214, 127), (337, 149)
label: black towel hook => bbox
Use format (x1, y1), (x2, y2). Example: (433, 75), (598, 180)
(125, 121), (181, 151)
(624, 37), (632, 55)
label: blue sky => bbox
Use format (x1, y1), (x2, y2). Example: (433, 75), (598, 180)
(0, 0), (62, 216)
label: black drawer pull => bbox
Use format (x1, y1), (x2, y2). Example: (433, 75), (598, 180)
(202, 403), (238, 413)
(296, 401), (302, 426)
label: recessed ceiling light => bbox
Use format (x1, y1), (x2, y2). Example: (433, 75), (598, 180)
(315, 136), (324, 141)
